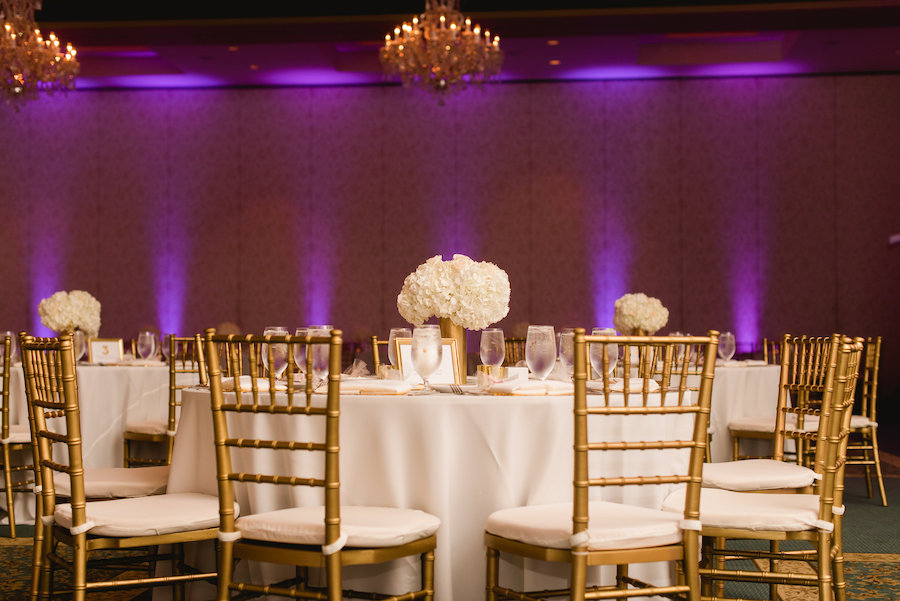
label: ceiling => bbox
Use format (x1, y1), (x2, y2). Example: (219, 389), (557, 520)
(32, 1), (900, 90)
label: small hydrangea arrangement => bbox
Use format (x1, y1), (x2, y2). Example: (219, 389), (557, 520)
(397, 254), (510, 330)
(613, 292), (668, 335)
(38, 290), (102, 338)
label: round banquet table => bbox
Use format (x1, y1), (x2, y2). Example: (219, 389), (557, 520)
(2, 362), (171, 522)
(169, 386), (698, 601)
(706, 363), (782, 462)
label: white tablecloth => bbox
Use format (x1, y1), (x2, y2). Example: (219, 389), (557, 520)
(707, 364), (782, 462)
(3, 363), (171, 522)
(169, 387), (697, 601)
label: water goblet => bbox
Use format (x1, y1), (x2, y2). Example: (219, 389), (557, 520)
(525, 325), (556, 381)
(293, 327), (309, 378)
(557, 328), (575, 380)
(410, 325), (442, 394)
(309, 326), (334, 388)
(137, 330), (158, 360)
(479, 328), (505, 370)
(388, 327), (412, 368)
(262, 326), (289, 379)
(0, 331), (17, 365)
(719, 331), (736, 362)
(72, 330), (87, 362)
(160, 334), (172, 362)
(590, 328), (618, 378)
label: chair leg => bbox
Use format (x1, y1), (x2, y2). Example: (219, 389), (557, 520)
(73, 533), (89, 601)
(485, 546), (499, 601)
(869, 428), (888, 507)
(683, 532), (701, 601)
(817, 532), (833, 601)
(30, 494), (44, 601)
(570, 555), (587, 601)
(2, 444), (15, 538)
(325, 552), (342, 601)
(422, 549), (435, 601)
(769, 540), (779, 601)
(833, 515), (847, 601)
(616, 563), (629, 601)
(217, 540), (234, 601)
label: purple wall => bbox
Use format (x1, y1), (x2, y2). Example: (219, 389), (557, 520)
(2, 75), (898, 407)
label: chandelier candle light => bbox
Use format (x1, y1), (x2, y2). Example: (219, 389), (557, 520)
(380, 0), (503, 102)
(398, 254), (510, 377)
(0, 0), (78, 108)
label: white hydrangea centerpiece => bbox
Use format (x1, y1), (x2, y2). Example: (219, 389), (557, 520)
(613, 292), (668, 335)
(38, 290), (102, 338)
(397, 254), (510, 331)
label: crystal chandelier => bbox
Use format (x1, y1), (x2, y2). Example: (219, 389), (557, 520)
(380, 0), (502, 101)
(0, 0), (78, 108)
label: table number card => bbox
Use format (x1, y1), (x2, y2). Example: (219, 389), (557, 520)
(88, 338), (124, 364)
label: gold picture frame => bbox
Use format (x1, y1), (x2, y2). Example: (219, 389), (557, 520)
(394, 337), (462, 385)
(88, 338), (124, 364)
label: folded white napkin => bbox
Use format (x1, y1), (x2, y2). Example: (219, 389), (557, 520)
(586, 378), (660, 393)
(221, 375), (287, 392)
(343, 358), (370, 377)
(338, 378), (412, 395)
(126, 358), (166, 366)
(489, 379), (574, 396)
(743, 359), (769, 366)
(716, 359), (746, 367)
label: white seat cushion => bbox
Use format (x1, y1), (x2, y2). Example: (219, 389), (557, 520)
(804, 415), (876, 431)
(55, 492), (227, 537)
(1, 424), (31, 444)
(702, 459), (818, 491)
(662, 487), (823, 532)
(123, 419), (168, 436)
(485, 501), (683, 551)
(54, 466), (169, 499)
(727, 416), (777, 433)
(236, 505), (440, 548)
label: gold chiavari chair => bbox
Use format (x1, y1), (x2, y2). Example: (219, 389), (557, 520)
(666, 336), (863, 601)
(0, 333), (33, 538)
(22, 332), (220, 601)
(704, 334), (840, 494)
(370, 335), (389, 374)
(503, 336), (525, 366)
(762, 336), (782, 364)
(485, 330), (719, 601)
(123, 334), (207, 467)
(205, 328), (440, 601)
(726, 334), (834, 463)
(847, 336), (886, 506)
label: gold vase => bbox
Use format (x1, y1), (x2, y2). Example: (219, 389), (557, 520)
(439, 317), (467, 380)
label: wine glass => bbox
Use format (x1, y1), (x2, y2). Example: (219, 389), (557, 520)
(411, 325), (442, 394)
(160, 334), (172, 362)
(479, 328), (505, 370)
(719, 331), (736, 362)
(590, 327), (618, 378)
(73, 330), (87, 362)
(1, 331), (17, 365)
(525, 325), (556, 381)
(388, 327), (412, 368)
(309, 325), (333, 388)
(293, 327), (309, 378)
(262, 326), (289, 379)
(137, 330), (158, 360)
(557, 328), (575, 380)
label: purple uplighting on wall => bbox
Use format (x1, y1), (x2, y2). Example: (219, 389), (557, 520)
(30, 258), (58, 337)
(593, 214), (629, 328)
(730, 254), (760, 354)
(153, 210), (187, 336)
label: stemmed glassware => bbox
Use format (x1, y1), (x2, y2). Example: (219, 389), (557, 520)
(479, 328), (505, 371)
(719, 331), (736, 362)
(293, 327), (309, 380)
(590, 327), (618, 379)
(262, 326), (289, 379)
(557, 328), (575, 380)
(309, 325), (333, 388)
(410, 324), (442, 394)
(160, 334), (172, 362)
(72, 330), (87, 362)
(137, 330), (158, 360)
(1, 331), (17, 365)
(388, 327), (412, 368)
(525, 325), (556, 381)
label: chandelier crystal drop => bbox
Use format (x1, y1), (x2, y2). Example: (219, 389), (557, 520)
(380, 0), (502, 101)
(0, 0), (79, 109)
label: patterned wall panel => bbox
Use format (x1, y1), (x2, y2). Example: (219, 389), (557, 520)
(680, 78), (759, 347)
